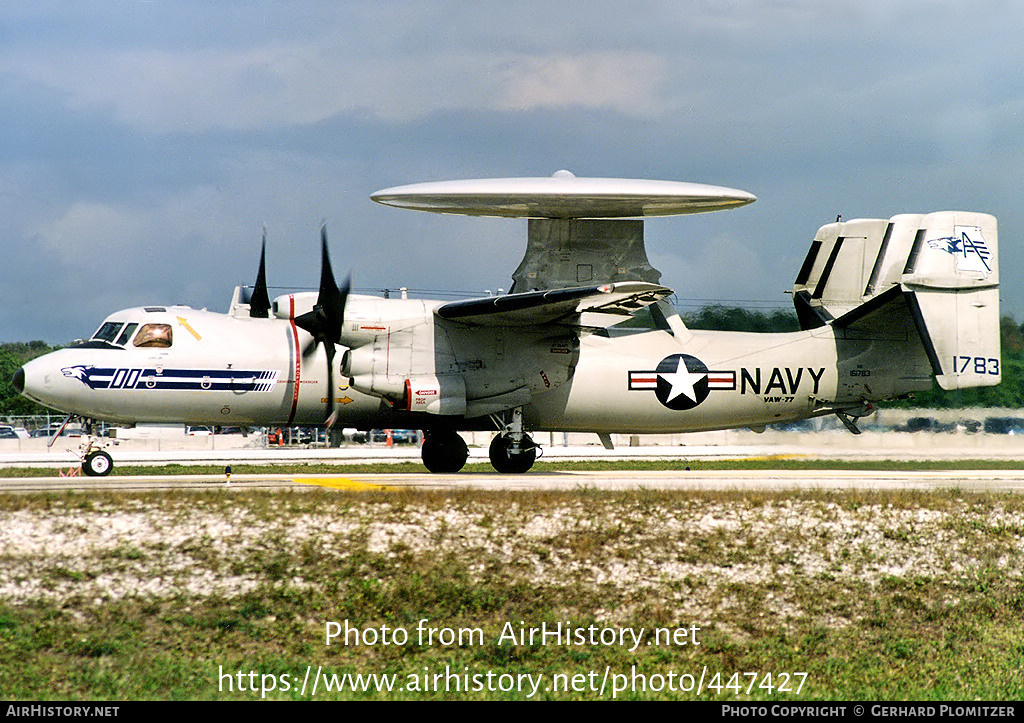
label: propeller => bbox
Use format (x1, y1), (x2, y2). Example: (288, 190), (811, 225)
(248, 227), (272, 318)
(293, 224), (351, 427)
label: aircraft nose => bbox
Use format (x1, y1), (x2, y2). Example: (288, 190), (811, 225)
(12, 366), (25, 395)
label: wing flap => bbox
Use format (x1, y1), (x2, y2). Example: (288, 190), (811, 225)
(435, 282), (673, 327)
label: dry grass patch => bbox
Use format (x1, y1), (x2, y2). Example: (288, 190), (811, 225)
(1, 488), (1023, 699)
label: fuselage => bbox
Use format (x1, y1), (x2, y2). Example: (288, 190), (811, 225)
(16, 296), (930, 434)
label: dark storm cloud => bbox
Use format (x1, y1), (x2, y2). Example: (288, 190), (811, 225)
(1, 1), (1022, 343)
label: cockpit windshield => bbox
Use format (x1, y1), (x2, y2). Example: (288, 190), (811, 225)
(92, 322), (124, 344)
(84, 319), (172, 349)
(90, 321), (140, 348)
(115, 323), (138, 346)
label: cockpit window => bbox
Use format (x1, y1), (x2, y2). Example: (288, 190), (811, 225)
(115, 323), (139, 346)
(92, 322), (124, 343)
(133, 323), (173, 348)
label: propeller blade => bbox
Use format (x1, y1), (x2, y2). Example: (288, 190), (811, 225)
(325, 343), (337, 428)
(249, 228), (272, 318)
(294, 225), (348, 345)
(315, 225), (345, 344)
(292, 223), (352, 426)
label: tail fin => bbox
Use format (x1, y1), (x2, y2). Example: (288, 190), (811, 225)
(793, 212), (1000, 391)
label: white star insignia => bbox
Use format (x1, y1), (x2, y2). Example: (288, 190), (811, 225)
(658, 357), (707, 403)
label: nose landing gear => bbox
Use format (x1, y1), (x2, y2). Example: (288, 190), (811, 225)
(55, 416), (116, 477)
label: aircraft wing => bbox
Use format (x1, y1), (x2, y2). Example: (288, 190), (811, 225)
(435, 282), (673, 327)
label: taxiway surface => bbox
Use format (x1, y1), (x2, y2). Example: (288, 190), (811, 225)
(3, 468), (1024, 494)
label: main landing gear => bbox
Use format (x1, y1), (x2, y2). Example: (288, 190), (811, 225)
(488, 432), (537, 474)
(419, 407), (541, 475)
(420, 429), (469, 473)
(488, 407), (539, 474)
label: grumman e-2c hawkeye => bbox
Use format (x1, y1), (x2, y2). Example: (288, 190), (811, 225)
(14, 171), (1001, 475)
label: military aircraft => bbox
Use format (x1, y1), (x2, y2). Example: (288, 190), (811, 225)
(14, 171), (1001, 476)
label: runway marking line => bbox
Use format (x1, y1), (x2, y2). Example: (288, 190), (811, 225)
(291, 476), (397, 491)
(734, 454), (806, 462)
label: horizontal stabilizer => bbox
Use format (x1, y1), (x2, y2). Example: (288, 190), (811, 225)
(793, 212), (998, 324)
(436, 282), (672, 327)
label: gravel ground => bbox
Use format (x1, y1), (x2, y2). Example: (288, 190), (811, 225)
(2, 493), (1022, 627)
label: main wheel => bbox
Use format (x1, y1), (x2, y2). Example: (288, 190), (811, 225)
(82, 450), (113, 477)
(421, 431), (468, 473)
(488, 433), (537, 474)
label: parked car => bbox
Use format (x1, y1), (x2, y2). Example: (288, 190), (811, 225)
(343, 428), (369, 444)
(30, 424), (84, 437)
(266, 426), (323, 445)
(391, 429), (419, 444)
(956, 419), (982, 434)
(898, 417), (956, 433)
(214, 426), (247, 435)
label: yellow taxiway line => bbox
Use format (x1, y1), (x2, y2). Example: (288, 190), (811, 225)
(290, 476), (398, 491)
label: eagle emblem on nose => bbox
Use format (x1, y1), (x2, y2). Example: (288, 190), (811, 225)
(61, 365), (102, 389)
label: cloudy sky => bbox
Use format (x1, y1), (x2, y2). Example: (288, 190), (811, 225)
(2, 1), (1022, 343)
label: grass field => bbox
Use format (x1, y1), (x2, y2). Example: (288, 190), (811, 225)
(1, 485), (1023, 700)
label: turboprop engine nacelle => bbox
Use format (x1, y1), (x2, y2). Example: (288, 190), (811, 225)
(342, 343), (379, 378)
(343, 342), (409, 400)
(339, 297), (461, 411)
(345, 349), (469, 416)
(271, 292), (318, 320)
(340, 297), (433, 349)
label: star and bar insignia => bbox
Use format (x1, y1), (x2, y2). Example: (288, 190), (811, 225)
(629, 354), (735, 410)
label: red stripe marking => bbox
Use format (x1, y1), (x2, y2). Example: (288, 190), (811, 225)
(287, 295), (301, 425)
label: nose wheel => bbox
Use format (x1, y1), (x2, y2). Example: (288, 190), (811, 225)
(82, 449), (113, 477)
(76, 419), (116, 477)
